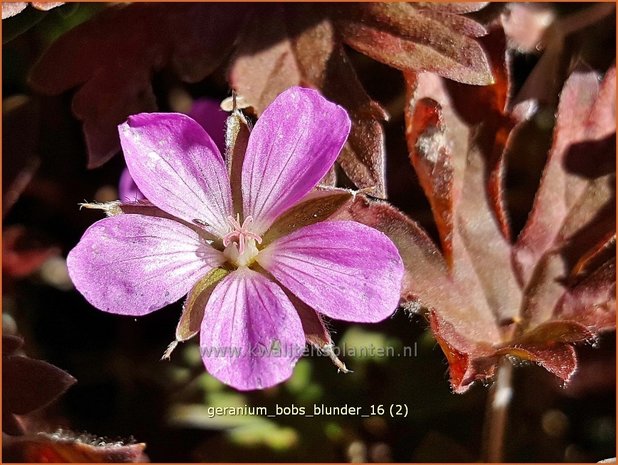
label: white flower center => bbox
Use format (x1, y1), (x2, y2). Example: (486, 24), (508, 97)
(222, 214), (262, 267)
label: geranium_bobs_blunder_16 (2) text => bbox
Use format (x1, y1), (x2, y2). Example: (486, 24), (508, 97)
(67, 86), (404, 390)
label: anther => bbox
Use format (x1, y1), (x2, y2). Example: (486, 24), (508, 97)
(223, 214), (262, 255)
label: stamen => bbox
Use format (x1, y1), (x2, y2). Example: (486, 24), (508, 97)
(222, 214), (262, 256)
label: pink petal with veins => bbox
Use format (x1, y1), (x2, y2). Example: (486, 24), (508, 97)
(119, 113), (233, 237)
(258, 220), (403, 322)
(241, 87), (350, 234)
(200, 268), (305, 390)
(67, 214), (224, 315)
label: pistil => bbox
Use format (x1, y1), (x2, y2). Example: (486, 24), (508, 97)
(222, 214), (263, 267)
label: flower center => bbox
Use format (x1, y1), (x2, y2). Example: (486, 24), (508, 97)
(222, 214), (262, 267)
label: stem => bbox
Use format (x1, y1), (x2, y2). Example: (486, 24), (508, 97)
(482, 357), (514, 462)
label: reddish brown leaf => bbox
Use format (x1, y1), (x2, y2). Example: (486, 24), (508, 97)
(29, 3), (249, 167)
(432, 329), (471, 393)
(414, 8), (487, 39)
(333, 68), (387, 197)
(336, 3), (493, 86)
(515, 67), (616, 329)
(514, 67), (616, 285)
(571, 231), (615, 278)
(496, 344), (578, 383)
(414, 3), (490, 15)
(429, 311), (496, 393)
(230, 3), (494, 195)
(430, 318), (591, 391)
(405, 67), (521, 332)
(556, 259), (616, 332)
(230, 6), (304, 114)
(558, 170), (615, 271)
(30, 3), (492, 199)
(391, 47), (613, 392)
(430, 315), (591, 390)
(3, 432), (147, 462)
(516, 320), (594, 345)
(442, 27), (514, 238)
(404, 82), (455, 261)
(3, 355), (76, 415)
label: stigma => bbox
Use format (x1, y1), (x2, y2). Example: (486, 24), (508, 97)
(222, 214), (262, 267)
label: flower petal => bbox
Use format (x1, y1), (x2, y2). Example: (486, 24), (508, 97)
(200, 268), (305, 390)
(119, 113), (233, 237)
(257, 221), (404, 322)
(241, 87), (351, 234)
(67, 214), (224, 316)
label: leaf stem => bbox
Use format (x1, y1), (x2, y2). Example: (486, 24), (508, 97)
(482, 357), (513, 462)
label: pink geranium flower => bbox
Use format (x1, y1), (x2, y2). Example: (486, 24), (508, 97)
(67, 87), (404, 390)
